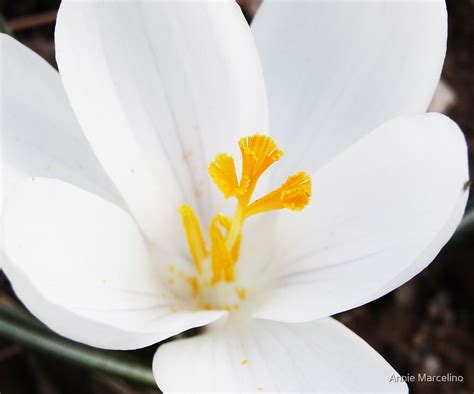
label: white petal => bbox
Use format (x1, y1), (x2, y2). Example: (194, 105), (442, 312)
(55, 0), (269, 252)
(2, 178), (224, 350)
(252, 0), (447, 173)
(255, 114), (469, 322)
(153, 317), (407, 392)
(367, 191), (468, 303)
(0, 34), (121, 215)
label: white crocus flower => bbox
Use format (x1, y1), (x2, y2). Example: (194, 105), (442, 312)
(0, 0), (469, 392)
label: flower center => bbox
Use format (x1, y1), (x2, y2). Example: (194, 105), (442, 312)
(178, 134), (311, 311)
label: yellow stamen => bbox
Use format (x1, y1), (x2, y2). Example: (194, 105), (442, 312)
(178, 134), (312, 293)
(209, 214), (240, 283)
(179, 205), (208, 274)
(245, 172), (312, 218)
(217, 214), (241, 263)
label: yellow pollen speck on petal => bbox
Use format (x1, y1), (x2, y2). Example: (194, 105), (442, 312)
(182, 150), (192, 161)
(257, 387), (264, 392)
(168, 265), (175, 273)
(167, 278), (175, 286)
(241, 359), (248, 366)
(169, 306), (177, 313)
(186, 276), (200, 298)
(235, 287), (247, 301)
(179, 205), (208, 274)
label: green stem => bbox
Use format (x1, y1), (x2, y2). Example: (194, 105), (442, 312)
(0, 305), (156, 388)
(0, 303), (47, 330)
(0, 14), (12, 35)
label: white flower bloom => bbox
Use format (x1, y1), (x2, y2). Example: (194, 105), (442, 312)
(0, 0), (469, 392)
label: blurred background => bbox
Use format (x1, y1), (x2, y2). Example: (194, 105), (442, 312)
(0, 0), (472, 393)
